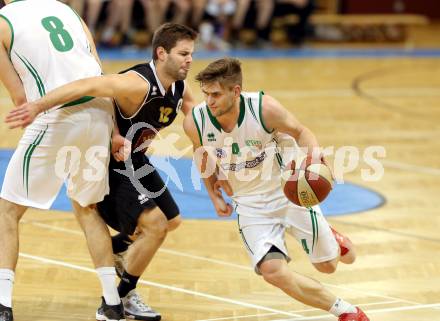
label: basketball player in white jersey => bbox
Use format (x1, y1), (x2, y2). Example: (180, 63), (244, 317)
(0, 1), (123, 320)
(184, 58), (370, 321)
(5, 22), (197, 321)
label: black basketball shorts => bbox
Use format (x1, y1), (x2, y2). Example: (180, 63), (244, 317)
(97, 160), (180, 235)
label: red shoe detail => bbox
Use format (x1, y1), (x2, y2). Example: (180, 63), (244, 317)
(338, 307), (370, 321)
(331, 227), (352, 256)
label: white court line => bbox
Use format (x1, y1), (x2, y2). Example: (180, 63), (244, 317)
(269, 87), (440, 99)
(273, 303), (440, 321)
(23, 221), (252, 271)
(381, 159), (440, 176)
(18, 252), (303, 318)
(24, 221), (421, 306)
(195, 300), (401, 321)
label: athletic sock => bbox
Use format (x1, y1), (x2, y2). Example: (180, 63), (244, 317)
(118, 271), (140, 298)
(96, 267), (120, 305)
(111, 233), (133, 254)
(0, 269), (14, 308)
(329, 298), (357, 316)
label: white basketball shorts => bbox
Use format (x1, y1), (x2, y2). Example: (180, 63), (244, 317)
(1, 98), (114, 208)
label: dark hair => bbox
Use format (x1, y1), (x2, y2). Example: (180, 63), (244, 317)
(195, 58), (242, 88)
(152, 23), (198, 60)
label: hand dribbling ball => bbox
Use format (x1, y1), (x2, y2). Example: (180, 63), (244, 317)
(282, 154), (333, 207)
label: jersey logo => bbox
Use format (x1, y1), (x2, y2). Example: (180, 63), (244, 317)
(246, 139), (262, 149)
(207, 132), (216, 142)
(151, 86), (158, 96)
(216, 148), (227, 158)
(138, 193), (149, 204)
(176, 98), (183, 113)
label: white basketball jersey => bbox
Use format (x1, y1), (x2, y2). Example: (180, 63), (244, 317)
(193, 92), (293, 203)
(0, 0), (102, 104)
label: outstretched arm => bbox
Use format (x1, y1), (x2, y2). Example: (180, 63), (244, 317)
(183, 111), (233, 217)
(5, 72), (147, 128)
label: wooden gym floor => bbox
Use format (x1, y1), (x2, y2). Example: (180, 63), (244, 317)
(1, 34), (440, 320)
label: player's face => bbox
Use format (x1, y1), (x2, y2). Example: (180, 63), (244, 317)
(202, 81), (238, 117)
(164, 39), (194, 81)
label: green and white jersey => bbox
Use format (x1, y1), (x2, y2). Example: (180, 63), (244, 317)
(193, 91), (293, 204)
(0, 0), (101, 105)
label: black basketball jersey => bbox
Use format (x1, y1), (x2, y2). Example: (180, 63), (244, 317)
(115, 60), (185, 156)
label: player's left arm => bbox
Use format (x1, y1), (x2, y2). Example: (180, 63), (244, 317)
(183, 111), (233, 217)
(181, 81), (196, 116)
(0, 18), (27, 106)
(261, 94), (322, 156)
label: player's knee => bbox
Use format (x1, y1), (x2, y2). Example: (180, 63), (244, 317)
(137, 209), (168, 240)
(0, 198), (26, 224)
(167, 215), (182, 232)
(313, 260), (338, 274)
(259, 260), (288, 287)
(340, 250), (356, 265)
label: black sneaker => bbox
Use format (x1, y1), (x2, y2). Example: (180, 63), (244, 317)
(95, 297), (124, 321)
(0, 304), (13, 321)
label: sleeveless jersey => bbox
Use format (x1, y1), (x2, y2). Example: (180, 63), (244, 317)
(0, 0), (102, 104)
(192, 91), (287, 200)
(113, 60), (185, 166)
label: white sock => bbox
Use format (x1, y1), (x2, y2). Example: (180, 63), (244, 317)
(329, 298), (357, 316)
(96, 267), (120, 306)
(0, 269), (14, 308)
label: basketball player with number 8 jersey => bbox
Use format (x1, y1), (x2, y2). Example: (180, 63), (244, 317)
(0, 1), (122, 320)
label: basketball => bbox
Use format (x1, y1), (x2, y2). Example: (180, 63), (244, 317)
(282, 154), (333, 207)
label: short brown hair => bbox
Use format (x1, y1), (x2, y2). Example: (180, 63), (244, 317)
(152, 23), (197, 60)
(195, 58), (242, 88)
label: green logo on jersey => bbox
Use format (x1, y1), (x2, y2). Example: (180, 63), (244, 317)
(245, 139), (262, 149)
(207, 132), (216, 142)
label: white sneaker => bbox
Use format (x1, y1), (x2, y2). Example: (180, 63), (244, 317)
(122, 290), (161, 321)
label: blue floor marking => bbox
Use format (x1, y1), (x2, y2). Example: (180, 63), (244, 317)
(0, 149), (384, 219)
(98, 46), (440, 61)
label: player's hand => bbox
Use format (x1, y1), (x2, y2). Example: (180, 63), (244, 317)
(112, 133), (131, 162)
(5, 102), (42, 129)
(320, 155), (335, 180)
(214, 179), (233, 196)
(213, 195), (233, 217)
(212, 181), (233, 217)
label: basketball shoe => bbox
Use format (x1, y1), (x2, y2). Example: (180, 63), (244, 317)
(338, 307), (370, 321)
(0, 304), (13, 321)
(331, 227), (352, 256)
(122, 290), (161, 320)
(95, 297), (125, 321)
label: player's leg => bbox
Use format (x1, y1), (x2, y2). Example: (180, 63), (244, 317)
(0, 199), (26, 320)
(239, 213), (369, 320)
(286, 205), (355, 274)
(258, 253), (369, 320)
(66, 103), (124, 320)
(0, 120), (66, 320)
(258, 253), (337, 310)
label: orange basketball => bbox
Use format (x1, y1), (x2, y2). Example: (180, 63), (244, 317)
(282, 154), (333, 207)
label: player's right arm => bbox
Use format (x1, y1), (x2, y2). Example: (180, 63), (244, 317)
(183, 111), (233, 217)
(0, 18), (27, 106)
(5, 72), (148, 128)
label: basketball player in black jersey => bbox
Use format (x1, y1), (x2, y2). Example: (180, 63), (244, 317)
(7, 23), (198, 321)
